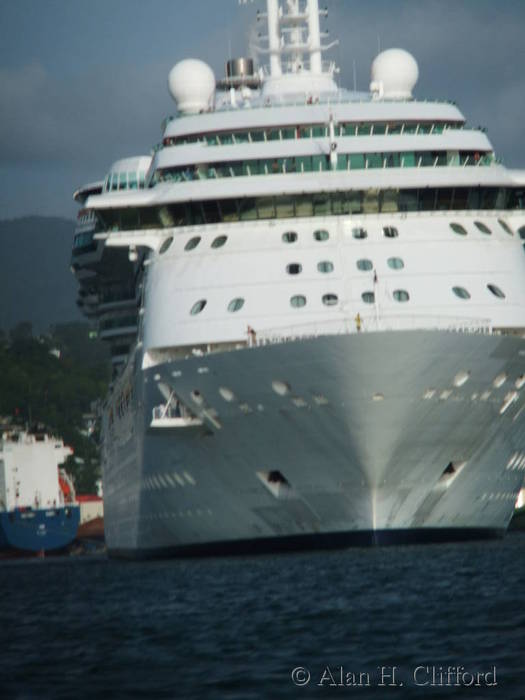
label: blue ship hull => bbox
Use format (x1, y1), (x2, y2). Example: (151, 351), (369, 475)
(0, 506), (80, 554)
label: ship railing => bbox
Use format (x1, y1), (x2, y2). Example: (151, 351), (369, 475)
(212, 91), (458, 113)
(254, 315), (493, 346)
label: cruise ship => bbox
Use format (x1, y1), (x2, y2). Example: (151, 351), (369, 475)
(72, 0), (525, 557)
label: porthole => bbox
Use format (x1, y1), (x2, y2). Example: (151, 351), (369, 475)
(317, 261), (334, 273)
(185, 236), (201, 251)
(159, 236), (173, 254)
(362, 291), (375, 304)
(352, 227), (367, 239)
(227, 298), (244, 312)
(393, 289), (410, 302)
(383, 226), (399, 238)
(191, 390), (204, 405)
(474, 221), (492, 235)
(452, 286), (471, 300)
(282, 231), (298, 243)
(219, 387), (235, 402)
(211, 235), (227, 248)
(487, 284), (505, 299)
(322, 294), (338, 306)
(272, 380), (291, 396)
(190, 299), (207, 315)
(498, 219), (513, 236)
(518, 226), (525, 240)
(450, 222), (467, 236)
(387, 257), (404, 270)
(290, 295), (307, 308)
(356, 259), (373, 271)
(313, 229), (329, 242)
(286, 263), (302, 275)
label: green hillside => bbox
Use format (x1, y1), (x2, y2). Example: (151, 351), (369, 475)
(0, 323), (110, 493)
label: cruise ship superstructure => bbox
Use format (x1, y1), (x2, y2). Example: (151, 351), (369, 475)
(72, 0), (525, 557)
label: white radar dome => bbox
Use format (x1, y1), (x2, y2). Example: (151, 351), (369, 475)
(168, 59), (216, 114)
(370, 49), (419, 99)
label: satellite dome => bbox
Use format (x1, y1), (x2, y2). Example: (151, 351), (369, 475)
(370, 49), (419, 99)
(168, 59), (216, 114)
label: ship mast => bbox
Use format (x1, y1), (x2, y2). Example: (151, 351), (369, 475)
(259, 0), (337, 86)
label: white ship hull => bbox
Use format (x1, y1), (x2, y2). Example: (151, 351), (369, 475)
(102, 330), (525, 557)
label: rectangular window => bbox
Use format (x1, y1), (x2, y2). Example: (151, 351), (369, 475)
(218, 199), (239, 222)
(239, 198), (257, 220)
(347, 190), (363, 213)
(349, 154), (365, 170)
(296, 156), (312, 173)
(275, 196), (295, 218)
(256, 196), (276, 219)
(381, 189), (399, 213)
(401, 152), (416, 167)
(312, 155), (326, 171)
(366, 153), (382, 169)
(398, 189), (418, 211)
(436, 188), (454, 210)
(312, 194), (330, 216)
(294, 195), (313, 217)
(363, 188), (380, 213)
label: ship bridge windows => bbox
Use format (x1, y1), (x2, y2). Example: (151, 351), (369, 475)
(190, 300), (207, 315)
(474, 221), (492, 235)
(97, 187), (525, 234)
(356, 259), (373, 271)
(286, 263), (302, 275)
(452, 286), (471, 300)
(487, 284), (506, 299)
(104, 169), (147, 192)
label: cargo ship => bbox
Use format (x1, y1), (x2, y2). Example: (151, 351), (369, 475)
(0, 428), (80, 555)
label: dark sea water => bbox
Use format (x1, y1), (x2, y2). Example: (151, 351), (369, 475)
(1, 533), (525, 700)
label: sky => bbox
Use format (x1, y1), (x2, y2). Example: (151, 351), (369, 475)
(0, 0), (524, 221)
